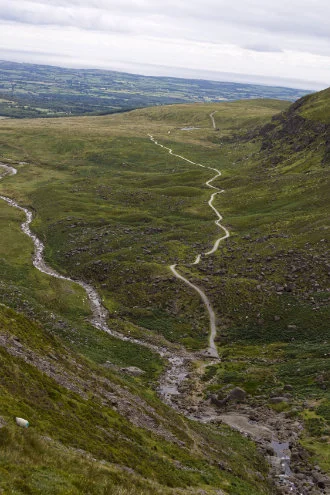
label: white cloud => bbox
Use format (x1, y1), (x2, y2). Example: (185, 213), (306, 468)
(0, 0), (329, 89)
(4, 0), (330, 42)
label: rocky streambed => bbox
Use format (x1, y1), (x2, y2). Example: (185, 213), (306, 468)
(1, 157), (329, 494)
(166, 373), (330, 495)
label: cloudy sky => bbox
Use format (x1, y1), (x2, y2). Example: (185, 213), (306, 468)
(0, 0), (329, 89)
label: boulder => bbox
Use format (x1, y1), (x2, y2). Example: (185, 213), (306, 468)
(269, 397), (289, 404)
(210, 394), (227, 408)
(312, 471), (330, 489)
(226, 387), (247, 403)
(120, 366), (145, 377)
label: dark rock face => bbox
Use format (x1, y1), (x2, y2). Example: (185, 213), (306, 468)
(210, 394), (226, 408)
(226, 387), (247, 402)
(269, 397), (289, 404)
(258, 102), (330, 166)
(211, 387), (247, 408)
(324, 134), (330, 165)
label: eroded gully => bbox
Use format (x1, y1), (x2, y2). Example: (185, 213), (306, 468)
(0, 124), (228, 403)
(0, 162), (193, 405)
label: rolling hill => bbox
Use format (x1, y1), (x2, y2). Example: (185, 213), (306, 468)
(0, 90), (329, 494)
(0, 60), (311, 118)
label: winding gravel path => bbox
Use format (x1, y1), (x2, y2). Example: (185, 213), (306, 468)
(0, 125), (230, 399)
(148, 128), (230, 358)
(209, 111), (218, 129)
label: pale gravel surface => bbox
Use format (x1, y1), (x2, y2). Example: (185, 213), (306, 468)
(209, 111), (218, 130)
(148, 126), (230, 358)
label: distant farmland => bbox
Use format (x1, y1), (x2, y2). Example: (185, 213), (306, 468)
(0, 59), (312, 118)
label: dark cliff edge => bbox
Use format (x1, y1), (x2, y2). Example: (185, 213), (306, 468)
(258, 93), (330, 166)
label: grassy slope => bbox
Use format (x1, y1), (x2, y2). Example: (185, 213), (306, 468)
(0, 100), (289, 351)
(0, 95), (329, 489)
(0, 101), (284, 494)
(298, 87), (330, 123)
(0, 304), (271, 495)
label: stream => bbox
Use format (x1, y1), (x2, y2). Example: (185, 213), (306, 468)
(0, 162), (189, 404)
(0, 129), (299, 492)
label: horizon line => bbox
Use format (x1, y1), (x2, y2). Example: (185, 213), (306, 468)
(0, 52), (326, 92)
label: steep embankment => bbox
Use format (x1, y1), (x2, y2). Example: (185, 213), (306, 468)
(259, 92), (330, 167)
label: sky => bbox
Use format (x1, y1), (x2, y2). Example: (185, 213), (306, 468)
(0, 0), (330, 90)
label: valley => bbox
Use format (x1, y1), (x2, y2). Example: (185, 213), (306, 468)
(0, 60), (311, 119)
(0, 92), (329, 494)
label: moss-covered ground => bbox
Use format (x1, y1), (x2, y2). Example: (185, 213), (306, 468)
(0, 94), (329, 490)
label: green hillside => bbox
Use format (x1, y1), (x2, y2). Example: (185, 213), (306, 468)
(298, 87), (330, 123)
(0, 92), (329, 493)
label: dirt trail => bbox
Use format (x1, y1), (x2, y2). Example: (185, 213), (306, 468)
(209, 111), (218, 129)
(0, 156), (314, 494)
(148, 134), (229, 358)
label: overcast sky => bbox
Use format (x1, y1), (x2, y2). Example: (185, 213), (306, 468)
(0, 0), (329, 89)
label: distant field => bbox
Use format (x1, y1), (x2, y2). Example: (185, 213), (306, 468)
(0, 59), (312, 118)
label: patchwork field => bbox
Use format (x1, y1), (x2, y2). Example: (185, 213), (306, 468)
(0, 60), (311, 118)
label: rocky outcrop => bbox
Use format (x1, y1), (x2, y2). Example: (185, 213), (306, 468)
(211, 387), (247, 408)
(258, 101), (330, 166)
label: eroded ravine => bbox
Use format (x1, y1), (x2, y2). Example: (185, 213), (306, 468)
(0, 151), (306, 493)
(0, 164), (166, 355)
(0, 162), (190, 405)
